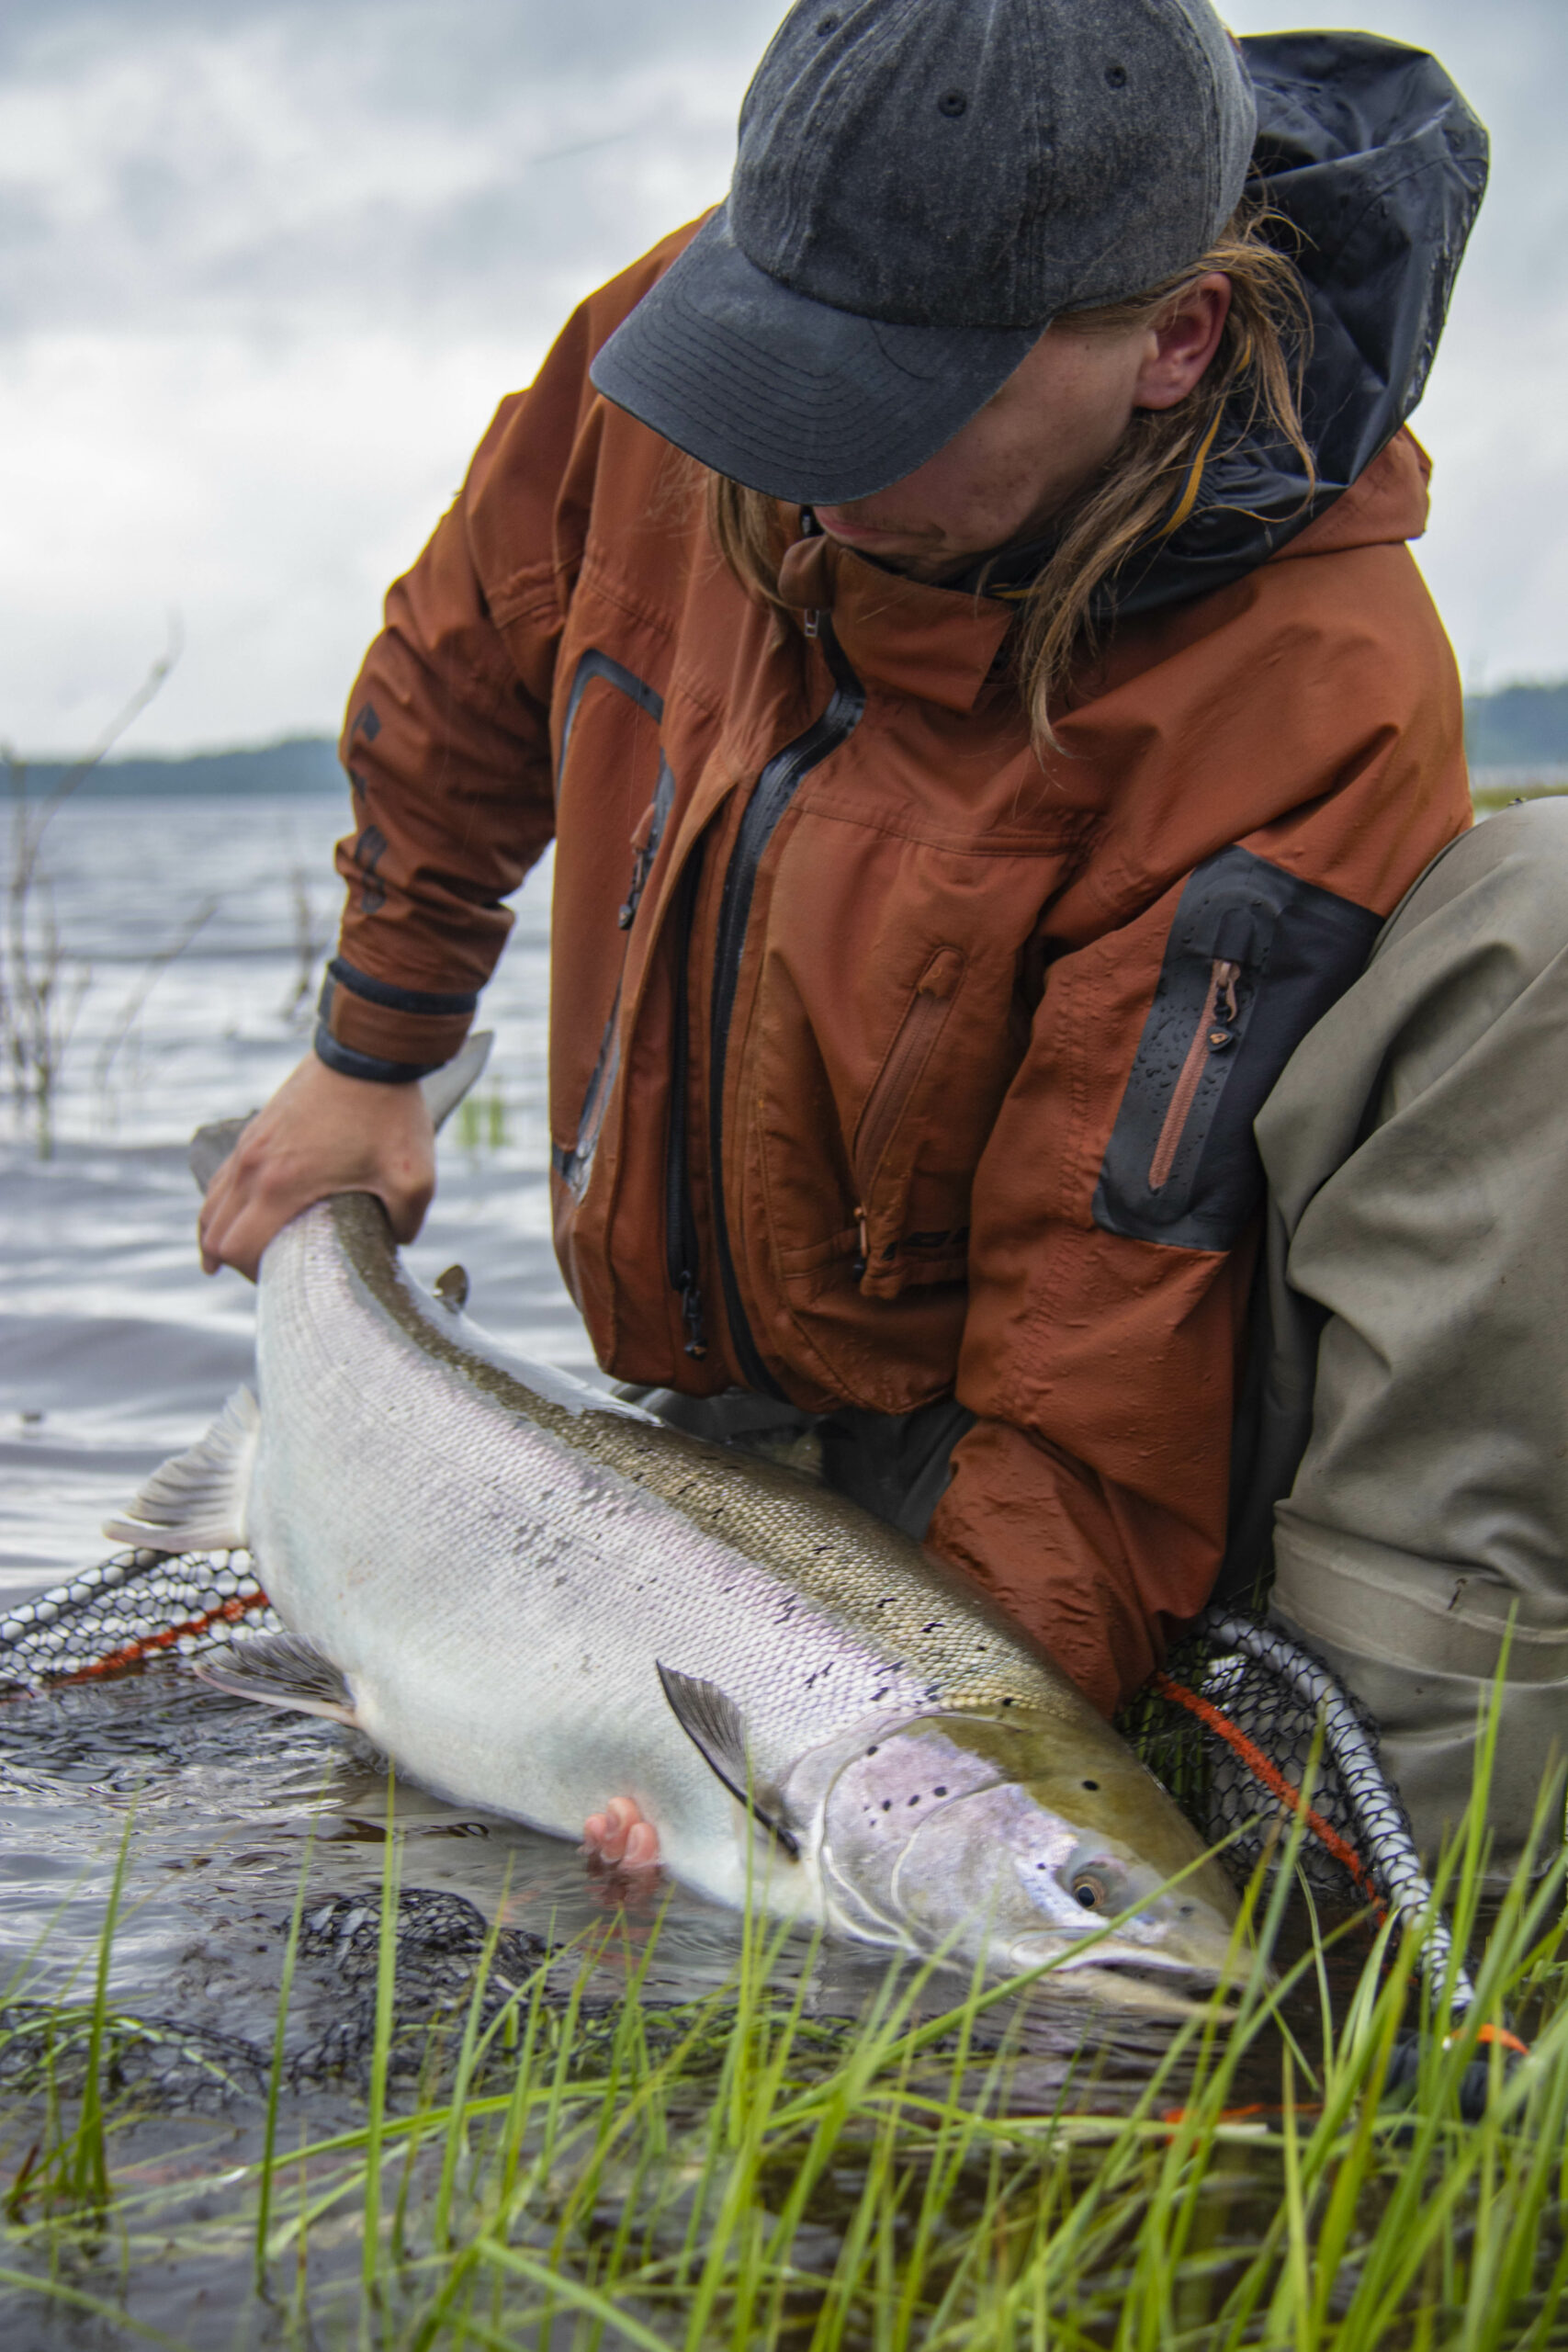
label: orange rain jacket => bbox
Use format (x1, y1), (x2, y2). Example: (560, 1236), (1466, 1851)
(321, 223), (1470, 1716)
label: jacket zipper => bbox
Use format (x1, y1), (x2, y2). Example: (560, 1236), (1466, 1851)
(1148, 956), (1241, 1191)
(664, 853), (707, 1357)
(694, 612), (866, 1396)
(851, 948), (964, 1272)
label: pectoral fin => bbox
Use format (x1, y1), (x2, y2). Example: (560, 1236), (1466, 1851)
(103, 1388), (259, 1553)
(195, 1632), (359, 1726)
(656, 1663), (799, 1859)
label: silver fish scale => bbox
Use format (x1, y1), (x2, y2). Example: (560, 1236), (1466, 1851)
(247, 1195), (1101, 1910)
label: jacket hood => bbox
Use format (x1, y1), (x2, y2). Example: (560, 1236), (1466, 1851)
(955, 30), (1488, 619)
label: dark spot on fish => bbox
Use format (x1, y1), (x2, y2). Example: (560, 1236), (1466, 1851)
(866, 1745), (879, 1756)
(907, 1794), (920, 1806)
(870, 1688), (888, 1702)
(933, 1785), (947, 1797)
(921, 1621), (942, 1632)
(881, 1801), (892, 1813)
(1001, 1697), (1016, 1708)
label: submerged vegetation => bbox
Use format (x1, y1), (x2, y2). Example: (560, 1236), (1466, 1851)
(2, 635), (181, 1154)
(0, 1757), (1564, 2351)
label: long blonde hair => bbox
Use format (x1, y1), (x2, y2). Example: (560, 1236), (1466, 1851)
(705, 200), (1314, 754)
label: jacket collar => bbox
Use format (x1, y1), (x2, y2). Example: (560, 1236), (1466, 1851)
(775, 527), (1013, 715)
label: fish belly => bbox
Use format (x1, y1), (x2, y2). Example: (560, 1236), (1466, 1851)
(247, 1222), (827, 1916)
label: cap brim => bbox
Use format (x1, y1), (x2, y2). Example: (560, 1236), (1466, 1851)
(588, 206), (1041, 507)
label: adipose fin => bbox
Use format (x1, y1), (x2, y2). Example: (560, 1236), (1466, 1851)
(195, 1631), (359, 1724)
(656, 1663), (799, 1859)
(103, 1388), (259, 1553)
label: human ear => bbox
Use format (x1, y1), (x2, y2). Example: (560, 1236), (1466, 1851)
(1131, 274), (1233, 412)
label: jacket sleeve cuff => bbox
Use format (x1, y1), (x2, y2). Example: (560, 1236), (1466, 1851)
(314, 957), (477, 1084)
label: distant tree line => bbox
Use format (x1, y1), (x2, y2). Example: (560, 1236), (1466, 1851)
(17, 737), (341, 797)
(1464, 681), (1568, 768)
(11, 684), (1568, 796)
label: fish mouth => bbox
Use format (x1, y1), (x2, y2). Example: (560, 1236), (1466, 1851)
(1014, 1959), (1229, 2021)
(1007, 1936), (1242, 2005)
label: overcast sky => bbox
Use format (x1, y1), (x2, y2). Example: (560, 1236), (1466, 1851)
(2, 0), (1563, 754)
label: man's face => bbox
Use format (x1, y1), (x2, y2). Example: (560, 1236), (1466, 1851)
(813, 274), (1231, 579)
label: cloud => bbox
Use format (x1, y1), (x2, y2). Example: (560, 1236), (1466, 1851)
(0, 0), (1563, 752)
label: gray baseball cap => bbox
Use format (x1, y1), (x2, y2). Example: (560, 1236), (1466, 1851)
(591, 0), (1258, 506)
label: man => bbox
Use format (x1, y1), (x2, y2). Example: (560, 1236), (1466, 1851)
(203, 2), (1537, 1870)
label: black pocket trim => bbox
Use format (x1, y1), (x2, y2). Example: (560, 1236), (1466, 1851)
(558, 649), (664, 775)
(1092, 847), (1381, 1252)
(549, 650), (670, 1198)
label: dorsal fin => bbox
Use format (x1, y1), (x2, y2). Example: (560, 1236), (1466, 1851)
(656, 1664), (799, 1859)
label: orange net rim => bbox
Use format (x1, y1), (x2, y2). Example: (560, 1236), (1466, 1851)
(1153, 1668), (1386, 1919)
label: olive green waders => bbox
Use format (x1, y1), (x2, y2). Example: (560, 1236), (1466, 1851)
(1250, 798), (1568, 1870)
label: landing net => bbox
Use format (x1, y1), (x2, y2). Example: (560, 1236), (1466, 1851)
(0, 1547), (1470, 2005)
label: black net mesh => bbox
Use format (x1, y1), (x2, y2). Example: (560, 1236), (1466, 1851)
(1121, 1624), (1394, 1903)
(0, 1550), (276, 1689)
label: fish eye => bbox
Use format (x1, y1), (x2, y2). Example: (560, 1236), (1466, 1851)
(1071, 1872), (1109, 1911)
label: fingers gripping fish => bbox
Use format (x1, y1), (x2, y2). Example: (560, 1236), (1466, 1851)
(107, 1039), (1239, 1997)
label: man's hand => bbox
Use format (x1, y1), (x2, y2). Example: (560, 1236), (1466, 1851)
(198, 1053), (436, 1282)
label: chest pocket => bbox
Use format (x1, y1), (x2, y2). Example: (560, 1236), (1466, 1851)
(550, 649), (671, 1198)
(852, 945), (971, 1298)
(1092, 846), (1382, 1253)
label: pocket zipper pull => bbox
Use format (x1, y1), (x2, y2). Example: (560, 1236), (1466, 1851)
(678, 1272), (707, 1359)
(618, 844), (654, 930)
